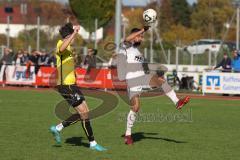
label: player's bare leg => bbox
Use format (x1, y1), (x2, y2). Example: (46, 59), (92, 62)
(73, 101), (107, 151)
(50, 101), (106, 151)
(125, 95), (140, 145)
(149, 75), (190, 109)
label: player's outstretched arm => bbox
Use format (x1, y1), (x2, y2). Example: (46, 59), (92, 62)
(124, 26), (149, 42)
(59, 25), (80, 53)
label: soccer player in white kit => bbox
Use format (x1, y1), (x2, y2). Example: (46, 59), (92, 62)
(117, 27), (190, 145)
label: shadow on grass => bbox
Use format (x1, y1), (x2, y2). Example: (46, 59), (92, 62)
(122, 132), (187, 144)
(65, 137), (89, 148)
(52, 144), (62, 148)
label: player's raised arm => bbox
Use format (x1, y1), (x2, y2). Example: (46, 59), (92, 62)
(124, 26), (149, 42)
(59, 25), (80, 53)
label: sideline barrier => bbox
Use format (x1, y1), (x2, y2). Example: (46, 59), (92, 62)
(36, 66), (57, 87)
(5, 65), (35, 85)
(75, 68), (106, 88)
(75, 68), (126, 89)
(5, 65), (240, 95)
(0, 65), (127, 89)
(202, 71), (240, 95)
(35, 67), (240, 94)
(0, 64), (5, 84)
(37, 67), (127, 89)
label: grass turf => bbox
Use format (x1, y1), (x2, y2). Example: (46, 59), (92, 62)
(0, 89), (240, 160)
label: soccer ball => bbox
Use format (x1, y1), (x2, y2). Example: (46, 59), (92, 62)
(143, 9), (157, 24)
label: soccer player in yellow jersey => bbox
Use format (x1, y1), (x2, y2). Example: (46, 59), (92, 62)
(50, 23), (106, 151)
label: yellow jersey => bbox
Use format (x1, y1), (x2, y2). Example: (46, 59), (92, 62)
(55, 40), (76, 85)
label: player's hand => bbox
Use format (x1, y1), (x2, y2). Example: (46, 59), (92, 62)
(73, 25), (80, 33)
(158, 76), (165, 83)
(144, 26), (150, 32)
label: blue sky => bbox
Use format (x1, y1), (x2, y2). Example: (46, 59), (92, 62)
(59, 0), (197, 6)
(122, 0), (197, 6)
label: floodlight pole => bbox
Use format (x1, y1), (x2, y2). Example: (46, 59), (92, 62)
(190, 52), (193, 65)
(150, 28), (153, 63)
(208, 50), (211, 67)
(144, 48), (148, 61)
(94, 18), (98, 49)
(233, 0), (240, 50)
(176, 47), (179, 72)
(115, 0), (122, 52)
(167, 49), (171, 64)
(6, 16), (10, 48)
(237, 7), (240, 50)
(36, 16), (40, 51)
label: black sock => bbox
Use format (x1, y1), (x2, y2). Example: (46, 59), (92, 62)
(62, 114), (80, 128)
(81, 119), (95, 142)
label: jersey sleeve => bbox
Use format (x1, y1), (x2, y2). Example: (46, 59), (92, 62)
(118, 42), (130, 56)
(116, 48), (127, 81)
(56, 40), (63, 55)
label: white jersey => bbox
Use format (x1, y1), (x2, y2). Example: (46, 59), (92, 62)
(119, 46), (145, 80)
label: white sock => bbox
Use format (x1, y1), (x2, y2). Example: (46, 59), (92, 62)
(90, 140), (97, 147)
(125, 110), (137, 136)
(56, 123), (64, 132)
(166, 90), (179, 105)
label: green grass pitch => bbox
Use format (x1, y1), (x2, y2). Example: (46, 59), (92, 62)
(0, 89), (240, 160)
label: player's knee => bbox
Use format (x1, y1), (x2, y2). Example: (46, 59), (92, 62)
(80, 112), (89, 120)
(162, 81), (172, 93)
(131, 105), (140, 112)
(75, 103), (90, 119)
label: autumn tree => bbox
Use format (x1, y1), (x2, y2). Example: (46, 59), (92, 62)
(69, 0), (115, 33)
(0, 34), (7, 47)
(162, 24), (202, 46)
(171, 0), (192, 27)
(17, 29), (48, 49)
(38, 1), (67, 26)
(191, 0), (234, 39)
(123, 8), (144, 34)
(159, 0), (174, 32)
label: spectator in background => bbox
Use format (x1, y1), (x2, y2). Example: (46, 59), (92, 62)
(15, 49), (24, 66)
(48, 54), (56, 67)
(0, 47), (14, 65)
(73, 48), (83, 67)
(83, 48), (97, 72)
(28, 50), (40, 74)
(214, 53), (231, 72)
(22, 50), (29, 64)
(232, 50), (240, 73)
(38, 49), (49, 66)
(29, 50), (40, 65)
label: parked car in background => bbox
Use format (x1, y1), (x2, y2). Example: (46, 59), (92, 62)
(184, 39), (224, 54)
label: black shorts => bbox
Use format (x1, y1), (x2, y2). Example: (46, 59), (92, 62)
(57, 85), (85, 108)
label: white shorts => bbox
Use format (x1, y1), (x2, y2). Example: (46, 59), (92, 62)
(126, 74), (153, 100)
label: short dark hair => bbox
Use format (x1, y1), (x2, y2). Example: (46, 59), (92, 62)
(130, 28), (141, 34)
(59, 23), (74, 39)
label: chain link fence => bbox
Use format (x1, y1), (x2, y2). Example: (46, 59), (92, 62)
(143, 46), (233, 67)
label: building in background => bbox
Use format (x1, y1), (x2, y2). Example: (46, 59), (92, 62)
(0, 0), (103, 40)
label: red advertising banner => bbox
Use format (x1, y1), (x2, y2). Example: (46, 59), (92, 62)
(75, 68), (106, 88)
(75, 68), (126, 89)
(105, 69), (127, 89)
(35, 67), (57, 87)
(2, 65), (126, 89)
